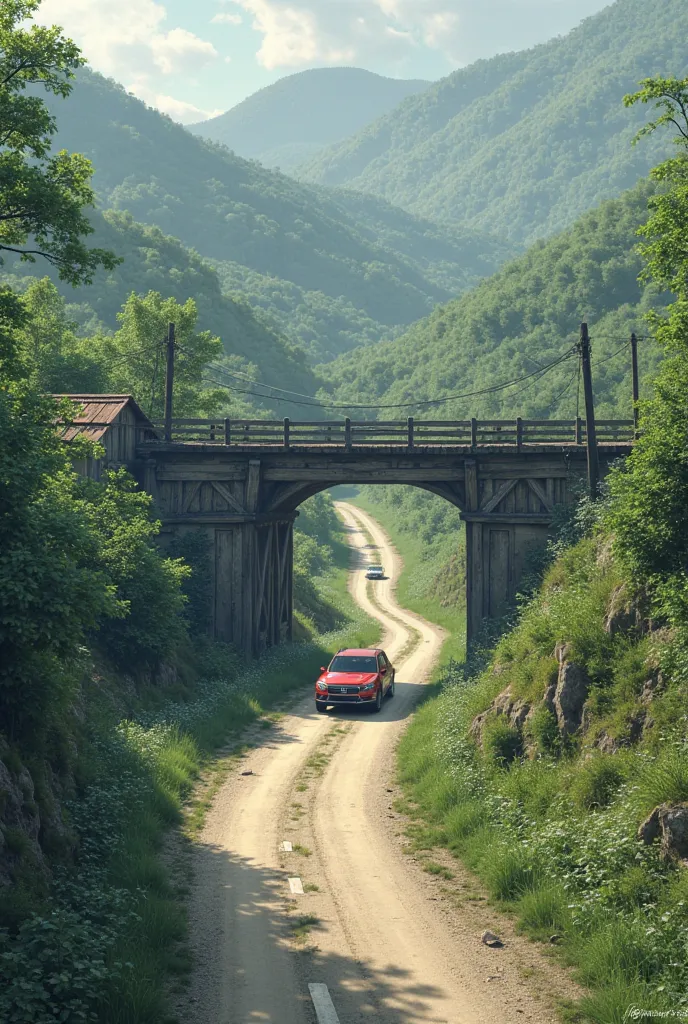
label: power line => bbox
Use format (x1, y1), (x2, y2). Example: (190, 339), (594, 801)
(591, 340), (632, 366)
(547, 367), (579, 412)
(202, 346), (578, 411)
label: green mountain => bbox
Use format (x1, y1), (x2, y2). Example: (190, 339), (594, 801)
(34, 69), (506, 363)
(319, 181), (667, 420)
(1, 211), (317, 400)
(188, 67), (430, 173)
(299, 0), (688, 245)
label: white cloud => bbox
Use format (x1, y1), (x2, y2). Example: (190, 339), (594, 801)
(151, 27), (218, 74)
(212, 11), (243, 23)
(235, 0), (459, 69)
(235, 0), (610, 72)
(37, 0), (219, 79)
(128, 80), (223, 123)
(237, 1), (356, 69)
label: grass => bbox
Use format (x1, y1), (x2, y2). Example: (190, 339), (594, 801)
(0, 520), (380, 1024)
(394, 532), (688, 1021)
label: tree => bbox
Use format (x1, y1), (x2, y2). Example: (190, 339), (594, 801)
(0, 0), (118, 284)
(16, 276), (108, 391)
(608, 79), (688, 633)
(91, 291), (225, 418)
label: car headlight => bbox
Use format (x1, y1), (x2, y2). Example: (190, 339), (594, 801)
(316, 681), (328, 693)
(360, 682), (376, 692)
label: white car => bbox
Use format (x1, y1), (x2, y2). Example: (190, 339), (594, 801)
(365, 565), (385, 580)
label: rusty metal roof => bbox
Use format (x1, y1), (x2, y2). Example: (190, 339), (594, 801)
(53, 395), (153, 442)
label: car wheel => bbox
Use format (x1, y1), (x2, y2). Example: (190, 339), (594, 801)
(316, 701), (328, 714)
(387, 674), (395, 699)
(372, 687), (383, 714)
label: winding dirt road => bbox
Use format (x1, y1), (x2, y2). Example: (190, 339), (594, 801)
(178, 504), (573, 1024)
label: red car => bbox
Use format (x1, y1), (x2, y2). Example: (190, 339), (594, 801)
(315, 648), (396, 714)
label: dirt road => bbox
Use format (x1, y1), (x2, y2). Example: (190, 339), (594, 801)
(179, 503), (573, 1024)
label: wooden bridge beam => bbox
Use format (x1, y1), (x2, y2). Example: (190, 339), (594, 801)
(133, 443), (630, 660)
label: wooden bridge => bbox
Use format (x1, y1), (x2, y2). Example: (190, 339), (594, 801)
(151, 417), (634, 448)
(134, 417), (635, 655)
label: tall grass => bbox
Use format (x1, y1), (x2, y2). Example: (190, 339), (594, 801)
(1, 553), (379, 1024)
(395, 533), (688, 1021)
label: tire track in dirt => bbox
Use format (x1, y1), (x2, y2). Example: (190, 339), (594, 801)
(177, 503), (578, 1024)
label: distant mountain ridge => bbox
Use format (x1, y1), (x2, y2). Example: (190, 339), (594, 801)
(298, 0), (688, 244)
(17, 69), (507, 364)
(319, 181), (666, 420)
(189, 67), (430, 172)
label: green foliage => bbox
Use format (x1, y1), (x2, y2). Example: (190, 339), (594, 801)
(0, 376), (113, 739)
(300, 0), (687, 245)
(91, 291), (224, 419)
(607, 78), (688, 667)
(0, 904), (129, 1023)
(19, 66), (507, 364)
(0, 1), (117, 284)
(527, 706), (560, 755)
(81, 470), (190, 670)
(2, 211), (320, 407)
(169, 532), (214, 637)
(570, 754), (629, 810)
(16, 277), (107, 392)
(482, 719), (522, 766)
(322, 181), (666, 421)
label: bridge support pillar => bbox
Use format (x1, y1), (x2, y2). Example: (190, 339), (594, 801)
(464, 517), (550, 648)
(177, 516), (295, 657)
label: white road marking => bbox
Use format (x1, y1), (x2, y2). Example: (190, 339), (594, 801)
(308, 983), (341, 1024)
(288, 876), (304, 895)
(279, 841), (293, 852)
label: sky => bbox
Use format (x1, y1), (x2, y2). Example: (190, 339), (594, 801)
(35, 0), (613, 124)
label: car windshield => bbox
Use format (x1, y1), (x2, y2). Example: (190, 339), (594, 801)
(368, 566), (383, 571)
(329, 655), (377, 673)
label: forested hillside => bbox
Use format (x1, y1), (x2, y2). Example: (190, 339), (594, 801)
(299, 0), (688, 245)
(189, 68), (430, 172)
(21, 69), (506, 363)
(320, 180), (667, 420)
(2, 212), (316, 397)
(395, 78), (688, 1020)
(0, 7), (378, 1018)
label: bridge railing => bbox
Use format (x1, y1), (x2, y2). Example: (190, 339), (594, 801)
(148, 418), (635, 447)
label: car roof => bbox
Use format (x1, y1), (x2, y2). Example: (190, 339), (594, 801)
(334, 648), (382, 657)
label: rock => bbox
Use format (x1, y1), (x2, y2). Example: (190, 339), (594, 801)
(554, 643), (572, 666)
(481, 930), (503, 947)
(595, 731), (620, 755)
(554, 661), (590, 735)
(470, 687), (532, 747)
(641, 671), (665, 705)
(660, 804), (688, 863)
(637, 807), (661, 845)
(637, 803), (688, 864)
(240, 770), (254, 776)
(604, 585), (636, 636)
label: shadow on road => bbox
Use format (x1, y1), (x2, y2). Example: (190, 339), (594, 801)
(182, 843), (451, 1024)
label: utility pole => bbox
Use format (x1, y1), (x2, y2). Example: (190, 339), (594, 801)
(164, 322), (176, 442)
(631, 332), (640, 439)
(579, 322), (599, 500)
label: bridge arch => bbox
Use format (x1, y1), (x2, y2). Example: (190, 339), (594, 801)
(136, 439), (631, 658)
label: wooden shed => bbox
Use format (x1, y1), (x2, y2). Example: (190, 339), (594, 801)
(55, 395), (157, 480)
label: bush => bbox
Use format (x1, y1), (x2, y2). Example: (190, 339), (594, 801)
(482, 719), (522, 766)
(483, 846), (545, 901)
(83, 470), (190, 671)
(570, 754), (629, 810)
(528, 706), (560, 755)
(517, 885), (571, 937)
